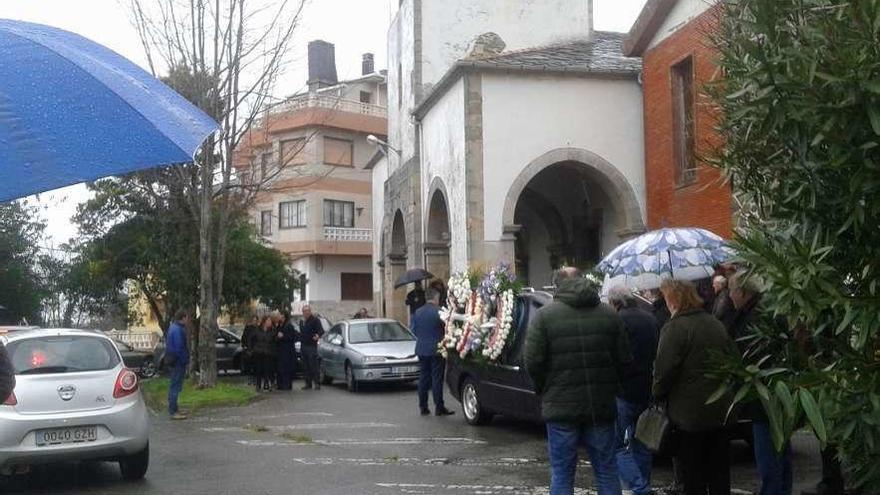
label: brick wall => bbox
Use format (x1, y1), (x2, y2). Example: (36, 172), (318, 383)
(642, 6), (733, 238)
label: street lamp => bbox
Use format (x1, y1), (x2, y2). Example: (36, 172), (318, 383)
(366, 134), (401, 156)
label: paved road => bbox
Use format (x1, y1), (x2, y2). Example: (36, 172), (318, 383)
(2, 377), (822, 494)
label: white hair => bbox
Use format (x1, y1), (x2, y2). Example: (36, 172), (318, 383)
(607, 285), (635, 307)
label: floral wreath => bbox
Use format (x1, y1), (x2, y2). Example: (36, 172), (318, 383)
(438, 264), (521, 362)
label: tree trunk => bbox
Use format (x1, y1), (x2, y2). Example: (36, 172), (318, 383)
(197, 140), (218, 387)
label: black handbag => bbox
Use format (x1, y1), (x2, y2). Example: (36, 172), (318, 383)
(635, 403), (677, 454)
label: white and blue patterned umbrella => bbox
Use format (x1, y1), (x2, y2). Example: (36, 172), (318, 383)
(597, 227), (735, 291)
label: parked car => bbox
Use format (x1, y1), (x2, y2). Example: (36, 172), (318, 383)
(0, 328), (150, 479)
(113, 340), (157, 379)
(317, 318), (419, 392)
(445, 291), (551, 425)
(153, 326), (244, 374)
(445, 291), (755, 444)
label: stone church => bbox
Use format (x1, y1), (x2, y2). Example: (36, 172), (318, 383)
(372, 0), (647, 322)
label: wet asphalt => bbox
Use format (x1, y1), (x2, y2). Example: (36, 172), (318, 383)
(1, 375), (822, 495)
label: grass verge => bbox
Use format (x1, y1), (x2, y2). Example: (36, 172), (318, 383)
(141, 377), (260, 415)
(279, 432), (313, 443)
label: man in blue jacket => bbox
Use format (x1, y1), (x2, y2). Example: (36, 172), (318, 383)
(165, 309), (191, 420)
(412, 288), (454, 416)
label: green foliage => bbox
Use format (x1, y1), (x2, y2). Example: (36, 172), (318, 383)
(0, 202), (46, 324)
(711, 0), (880, 488)
(72, 176), (298, 331)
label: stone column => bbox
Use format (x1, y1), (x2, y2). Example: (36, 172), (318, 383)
(424, 242), (450, 282)
(386, 255), (409, 324)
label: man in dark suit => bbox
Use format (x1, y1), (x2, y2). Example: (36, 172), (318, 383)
(412, 288), (454, 416)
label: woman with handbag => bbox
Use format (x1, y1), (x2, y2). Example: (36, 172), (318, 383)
(653, 279), (737, 495)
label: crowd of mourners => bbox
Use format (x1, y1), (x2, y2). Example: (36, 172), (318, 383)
(523, 265), (845, 495)
(239, 305), (327, 392)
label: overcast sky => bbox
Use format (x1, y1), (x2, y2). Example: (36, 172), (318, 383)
(0, 0), (647, 247)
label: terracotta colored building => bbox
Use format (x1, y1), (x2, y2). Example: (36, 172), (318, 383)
(235, 40), (387, 321)
(624, 0), (732, 238)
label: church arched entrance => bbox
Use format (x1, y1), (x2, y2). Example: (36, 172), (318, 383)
(505, 149), (645, 289)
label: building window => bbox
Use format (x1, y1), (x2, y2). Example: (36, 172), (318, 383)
(260, 153), (272, 180)
(260, 210), (273, 236)
(359, 91), (372, 104)
(279, 200), (307, 229)
(672, 56), (696, 185)
(323, 199), (354, 228)
(280, 138), (306, 166)
(324, 137), (354, 167)
(341, 273), (372, 300)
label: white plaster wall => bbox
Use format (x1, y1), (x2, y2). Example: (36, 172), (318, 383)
(371, 156), (388, 293)
(419, 78), (467, 272)
(647, 0), (716, 49)
(421, 0), (593, 88)
(481, 74), (645, 246)
(304, 255), (373, 302)
(387, 2), (418, 173)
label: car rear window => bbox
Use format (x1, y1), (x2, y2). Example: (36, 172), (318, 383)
(6, 336), (121, 374)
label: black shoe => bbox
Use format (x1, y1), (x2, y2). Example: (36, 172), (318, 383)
(435, 407), (455, 416)
(301, 385), (312, 390)
(420, 409), (431, 416)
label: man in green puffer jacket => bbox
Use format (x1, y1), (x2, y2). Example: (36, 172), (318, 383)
(525, 267), (632, 495)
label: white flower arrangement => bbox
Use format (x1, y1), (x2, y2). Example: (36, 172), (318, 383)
(439, 265), (520, 362)
(484, 289), (515, 360)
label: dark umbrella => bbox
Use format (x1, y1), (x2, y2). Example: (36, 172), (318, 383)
(0, 20), (218, 202)
(394, 268), (434, 289)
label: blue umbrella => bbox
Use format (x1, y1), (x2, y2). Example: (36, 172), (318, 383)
(596, 227), (735, 291)
(0, 19), (218, 202)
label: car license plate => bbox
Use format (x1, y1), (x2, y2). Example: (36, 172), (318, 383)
(392, 366), (418, 374)
(36, 426), (98, 446)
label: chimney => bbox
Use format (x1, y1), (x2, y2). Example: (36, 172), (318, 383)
(362, 53), (375, 76)
(307, 40), (338, 91)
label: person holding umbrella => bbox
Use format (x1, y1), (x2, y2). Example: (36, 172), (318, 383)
(395, 268), (434, 325)
(406, 281), (426, 323)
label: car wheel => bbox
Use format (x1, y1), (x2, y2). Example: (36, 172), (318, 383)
(119, 443), (149, 481)
(461, 378), (492, 426)
(345, 363), (358, 393)
(319, 361), (333, 385)
(139, 361), (157, 379)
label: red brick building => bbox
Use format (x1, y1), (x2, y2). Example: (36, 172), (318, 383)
(624, 0), (732, 238)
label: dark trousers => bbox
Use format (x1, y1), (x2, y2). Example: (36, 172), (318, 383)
(254, 354), (273, 391)
(417, 355), (445, 410)
(301, 346), (319, 387)
(677, 428), (730, 495)
(168, 362), (186, 415)
(277, 345), (295, 391)
(753, 422), (793, 495)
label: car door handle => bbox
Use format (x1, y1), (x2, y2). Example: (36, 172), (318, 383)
(498, 364), (520, 372)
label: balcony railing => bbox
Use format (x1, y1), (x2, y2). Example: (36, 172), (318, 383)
(265, 95), (386, 120)
(323, 227), (372, 242)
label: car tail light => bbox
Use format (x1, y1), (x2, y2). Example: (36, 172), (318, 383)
(113, 369), (139, 399)
(2, 392), (16, 406)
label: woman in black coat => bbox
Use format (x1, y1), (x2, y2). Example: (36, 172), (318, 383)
(251, 316), (276, 392)
(276, 310), (298, 391)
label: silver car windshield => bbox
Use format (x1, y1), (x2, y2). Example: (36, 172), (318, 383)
(6, 336), (121, 375)
(348, 322), (414, 344)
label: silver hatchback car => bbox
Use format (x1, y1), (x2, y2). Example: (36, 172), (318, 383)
(318, 319), (420, 392)
(0, 329), (150, 479)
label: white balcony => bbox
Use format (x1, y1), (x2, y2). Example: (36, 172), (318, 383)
(267, 95), (386, 119)
(323, 227), (372, 242)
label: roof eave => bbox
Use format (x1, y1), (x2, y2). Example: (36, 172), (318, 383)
(623, 0), (679, 57)
(412, 62), (640, 119)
